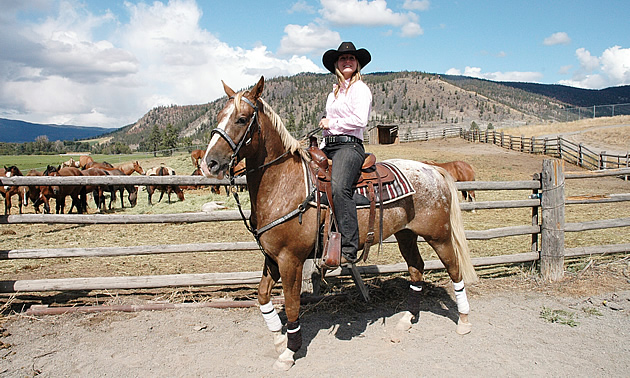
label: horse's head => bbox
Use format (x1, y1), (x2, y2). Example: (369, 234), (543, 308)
(128, 186), (138, 207)
(4, 165), (21, 190)
(133, 161), (145, 175)
(201, 76), (265, 179)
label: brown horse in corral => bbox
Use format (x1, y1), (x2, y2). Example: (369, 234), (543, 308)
(24, 169), (48, 213)
(85, 161), (114, 170)
(43, 165), (84, 214)
(78, 155), (94, 169)
(1, 166), (28, 214)
(423, 160), (476, 202)
(103, 168), (138, 208)
(191, 149), (205, 168)
(180, 168), (203, 190)
(114, 161), (145, 175)
(146, 166), (184, 204)
(200, 77), (476, 370)
(80, 167), (110, 212)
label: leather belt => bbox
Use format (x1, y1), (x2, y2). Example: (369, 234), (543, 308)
(325, 135), (362, 144)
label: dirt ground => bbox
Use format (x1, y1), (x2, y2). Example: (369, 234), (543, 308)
(2, 267), (629, 376)
(2, 133), (630, 376)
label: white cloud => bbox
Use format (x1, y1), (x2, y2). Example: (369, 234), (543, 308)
(278, 24), (341, 56)
(445, 66), (543, 82)
(0, 0), (322, 127)
(558, 65), (572, 74)
(401, 22), (423, 37)
(289, 0), (316, 14)
(543, 32), (571, 46)
(320, 0), (422, 37)
(559, 46), (630, 89)
(575, 47), (600, 71)
(402, 0), (430, 11)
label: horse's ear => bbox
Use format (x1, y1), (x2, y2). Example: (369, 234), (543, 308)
(222, 80), (236, 98)
(250, 76), (264, 100)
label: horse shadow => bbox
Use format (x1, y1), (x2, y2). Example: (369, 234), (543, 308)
(279, 276), (460, 361)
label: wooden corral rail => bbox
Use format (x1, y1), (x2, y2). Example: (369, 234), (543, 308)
(462, 129), (630, 174)
(1, 159), (629, 293)
(398, 126), (463, 143)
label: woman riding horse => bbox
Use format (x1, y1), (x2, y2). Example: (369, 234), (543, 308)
(200, 77), (476, 371)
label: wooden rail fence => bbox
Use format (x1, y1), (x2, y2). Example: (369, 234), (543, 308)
(462, 129), (630, 175)
(1, 160), (629, 294)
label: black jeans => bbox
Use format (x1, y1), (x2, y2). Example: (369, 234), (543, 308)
(322, 141), (365, 260)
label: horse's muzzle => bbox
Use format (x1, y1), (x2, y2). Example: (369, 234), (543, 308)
(200, 158), (225, 180)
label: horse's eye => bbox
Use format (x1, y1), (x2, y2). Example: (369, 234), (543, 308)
(236, 117), (247, 125)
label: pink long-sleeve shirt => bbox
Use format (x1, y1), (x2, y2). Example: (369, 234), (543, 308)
(321, 79), (372, 147)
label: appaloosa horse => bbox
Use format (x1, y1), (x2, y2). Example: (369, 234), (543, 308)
(423, 160), (477, 202)
(200, 77), (477, 370)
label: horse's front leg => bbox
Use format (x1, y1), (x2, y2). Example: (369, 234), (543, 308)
(273, 254), (303, 371)
(257, 256), (286, 354)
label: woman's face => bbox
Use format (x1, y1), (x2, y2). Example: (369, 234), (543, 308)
(336, 53), (357, 79)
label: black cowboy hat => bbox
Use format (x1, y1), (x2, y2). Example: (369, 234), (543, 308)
(322, 41), (371, 73)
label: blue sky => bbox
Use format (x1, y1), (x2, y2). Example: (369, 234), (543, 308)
(1, 0), (629, 128)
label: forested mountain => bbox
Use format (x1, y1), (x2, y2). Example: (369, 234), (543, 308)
(3, 72), (629, 153)
(110, 71), (564, 148)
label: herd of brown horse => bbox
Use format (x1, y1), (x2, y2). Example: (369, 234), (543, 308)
(1, 150), (475, 215)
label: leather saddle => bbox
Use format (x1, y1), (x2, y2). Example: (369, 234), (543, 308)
(306, 138), (389, 265)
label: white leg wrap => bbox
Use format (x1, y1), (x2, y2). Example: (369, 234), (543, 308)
(273, 331), (287, 354)
(453, 280), (470, 314)
(273, 348), (295, 371)
(260, 302), (282, 332)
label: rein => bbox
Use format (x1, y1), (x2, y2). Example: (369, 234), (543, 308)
(213, 94), (315, 253)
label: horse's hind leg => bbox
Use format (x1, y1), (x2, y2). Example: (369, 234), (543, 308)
(427, 239), (472, 335)
(257, 256), (287, 356)
(394, 229), (426, 331)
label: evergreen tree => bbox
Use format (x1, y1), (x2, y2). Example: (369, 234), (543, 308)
(149, 125), (161, 157)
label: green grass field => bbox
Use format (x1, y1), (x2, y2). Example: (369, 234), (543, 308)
(1, 152), (157, 171)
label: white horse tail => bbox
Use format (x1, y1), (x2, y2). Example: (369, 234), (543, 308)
(435, 166), (478, 284)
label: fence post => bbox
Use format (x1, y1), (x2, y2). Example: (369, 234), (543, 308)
(531, 173), (540, 254)
(578, 143), (583, 167)
(540, 159), (565, 281)
(531, 136), (535, 153)
(558, 137), (563, 160)
(599, 151), (606, 169)
(500, 132), (504, 148)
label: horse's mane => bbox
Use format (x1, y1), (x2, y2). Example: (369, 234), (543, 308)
(235, 92), (310, 161)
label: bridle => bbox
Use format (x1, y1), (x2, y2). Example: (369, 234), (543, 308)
(210, 95), (259, 176)
(208, 93), (312, 253)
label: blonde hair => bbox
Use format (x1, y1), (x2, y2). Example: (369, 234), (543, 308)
(333, 62), (362, 97)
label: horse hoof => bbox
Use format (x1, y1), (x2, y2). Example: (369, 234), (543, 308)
(456, 318), (472, 335)
(273, 332), (287, 354)
(272, 349), (295, 371)
(395, 311), (414, 331)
